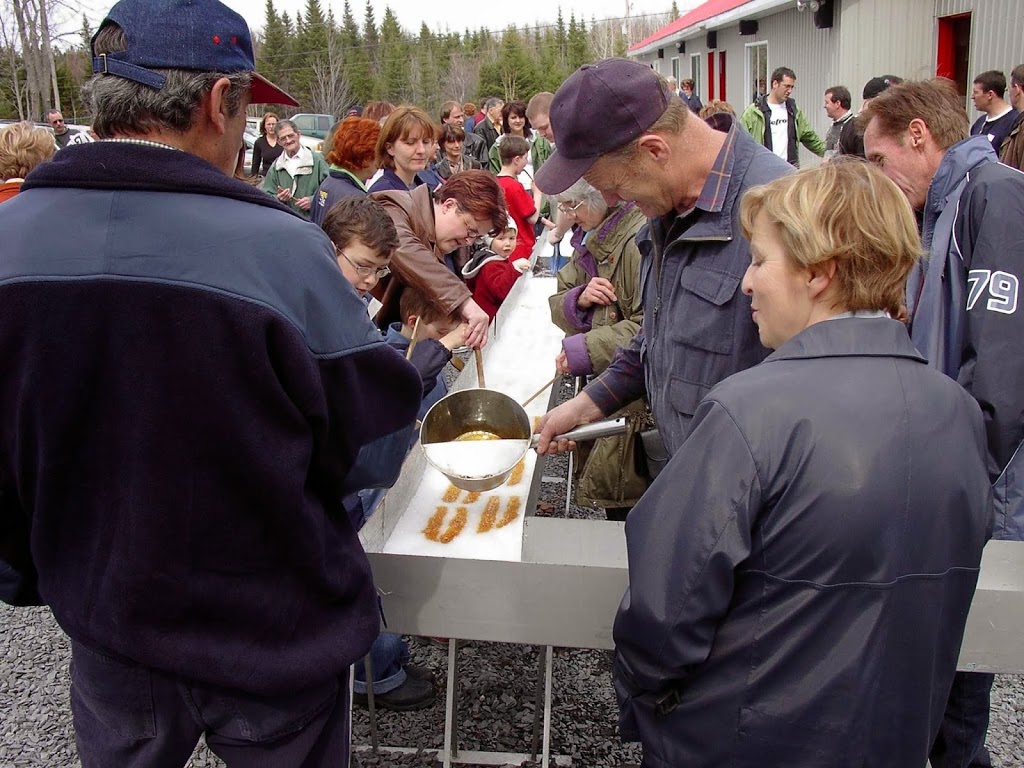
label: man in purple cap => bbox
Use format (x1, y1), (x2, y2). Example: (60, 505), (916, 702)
(535, 58), (789, 458)
(0, 0), (422, 764)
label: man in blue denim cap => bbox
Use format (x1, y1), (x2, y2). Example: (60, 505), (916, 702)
(0, 0), (422, 764)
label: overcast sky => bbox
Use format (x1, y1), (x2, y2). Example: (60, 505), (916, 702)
(66, 0), (681, 41)
(226, 0), (678, 37)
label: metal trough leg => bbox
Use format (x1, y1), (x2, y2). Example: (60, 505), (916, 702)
(530, 646), (546, 758)
(364, 652), (378, 754)
(542, 645), (555, 768)
(442, 638), (459, 768)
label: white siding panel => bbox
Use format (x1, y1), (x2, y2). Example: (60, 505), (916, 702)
(837, 0), (935, 106)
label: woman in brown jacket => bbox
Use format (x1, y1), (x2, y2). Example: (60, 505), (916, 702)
(370, 169), (507, 347)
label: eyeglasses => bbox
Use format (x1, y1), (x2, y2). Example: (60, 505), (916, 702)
(50, 118), (64, 125)
(335, 245), (391, 280)
(277, 132), (297, 141)
(557, 200), (586, 215)
(457, 208), (487, 242)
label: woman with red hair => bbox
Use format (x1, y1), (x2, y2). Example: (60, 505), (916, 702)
(311, 117), (381, 227)
(372, 169), (507, 347)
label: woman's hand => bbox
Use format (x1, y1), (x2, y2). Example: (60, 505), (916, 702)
(555, 350), (571, 375)
(576, 277), (617, 310)
(460, 298), (490, 348)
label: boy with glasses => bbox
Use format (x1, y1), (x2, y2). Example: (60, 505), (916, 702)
(322, 196), (466, 711)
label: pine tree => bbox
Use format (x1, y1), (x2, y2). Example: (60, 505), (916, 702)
(670, 0), (680, 18)
(341, 0), (374, 103)
(292, 0), (329, 104)
(477, 26), (539, 102)
(80, 14), (92, 50)
(554, 8), (567, 66)
(538, 26), (567, 92)
(363, 0), (380, 84)
(258, 0), (293, 101)
(414, 22), (442, 110)
(378, 7), (410, 102)
(567, 13), (589, 70)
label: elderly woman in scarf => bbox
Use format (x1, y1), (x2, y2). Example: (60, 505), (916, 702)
(548, 178), (653, 520)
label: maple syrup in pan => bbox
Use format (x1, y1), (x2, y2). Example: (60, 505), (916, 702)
(454, 430), (502, 441)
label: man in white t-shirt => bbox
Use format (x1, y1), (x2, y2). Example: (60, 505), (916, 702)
(740, 66), (825, 167)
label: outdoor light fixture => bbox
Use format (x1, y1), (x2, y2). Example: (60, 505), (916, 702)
(796, 0), (822, 10)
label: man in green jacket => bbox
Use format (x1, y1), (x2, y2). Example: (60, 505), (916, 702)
(740, 66), (825, 167)
(262, 119), (329, 218)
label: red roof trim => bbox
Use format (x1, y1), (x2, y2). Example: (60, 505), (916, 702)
(629, 0), (753, 52)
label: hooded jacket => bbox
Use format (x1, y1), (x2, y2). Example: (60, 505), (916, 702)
(461, 228), (523, 319)
(614, 317), (990, 768)
(0, 142), (422, 694)
(910, 134), (1024, 540)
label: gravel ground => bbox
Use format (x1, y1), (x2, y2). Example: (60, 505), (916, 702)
(2, 375), (1023, 767)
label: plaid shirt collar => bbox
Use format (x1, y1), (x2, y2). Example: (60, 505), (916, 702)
(690, 113), (739, 214)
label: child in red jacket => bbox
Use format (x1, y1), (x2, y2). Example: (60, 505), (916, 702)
(461, 216), (530, 318)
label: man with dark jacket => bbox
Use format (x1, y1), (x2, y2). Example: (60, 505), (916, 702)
(999, 64), (1024, 170)
(739, 66), (825, 167)
(534, 57), (789, 459)
(474, 97), (504, 150)
(864, 77), (1024, 768)
(969, 69), (1018, 154)
(0, 0), (422, 763)
(441, 100), (488, 166)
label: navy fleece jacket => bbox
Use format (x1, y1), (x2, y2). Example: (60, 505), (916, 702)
(0, 142), (421, 695)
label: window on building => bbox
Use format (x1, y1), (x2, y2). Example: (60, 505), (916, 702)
(690, 54), (702, 101)
(746, 42), (768, 105)
(672, 57), (680, 84)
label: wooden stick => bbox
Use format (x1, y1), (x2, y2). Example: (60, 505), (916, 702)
(405, 317), (422, 360)
(520, 374), (560, 409)
(474, 347), (486, 388)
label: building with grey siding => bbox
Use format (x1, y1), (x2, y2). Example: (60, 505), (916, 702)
(629, 0), (1024, 168)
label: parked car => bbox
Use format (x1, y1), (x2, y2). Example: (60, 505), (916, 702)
(289, 113), (334, 140)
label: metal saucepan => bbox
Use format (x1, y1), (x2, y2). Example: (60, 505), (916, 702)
(419, 388), (627, 492)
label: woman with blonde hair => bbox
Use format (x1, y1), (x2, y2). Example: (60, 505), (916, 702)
(0, 122), (56, 202)
(613, 160), (991, 768)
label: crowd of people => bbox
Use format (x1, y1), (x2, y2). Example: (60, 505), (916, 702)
(2, 0), (1024, 766)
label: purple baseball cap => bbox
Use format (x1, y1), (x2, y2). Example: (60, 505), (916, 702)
(92, 0), (298, 106)
(534, 58), (669, 195)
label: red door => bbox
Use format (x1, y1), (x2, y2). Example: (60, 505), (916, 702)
(708, 51), (716, 99)
(719, 51), (727, 103)
(937, 13), (972, 96)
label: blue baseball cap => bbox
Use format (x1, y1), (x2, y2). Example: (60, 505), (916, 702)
(534, 58), (668, 195)
(91, 0), (298, 106)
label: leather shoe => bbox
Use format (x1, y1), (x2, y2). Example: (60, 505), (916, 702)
(353, 674), (436, 711)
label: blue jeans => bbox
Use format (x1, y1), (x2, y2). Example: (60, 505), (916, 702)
(930, 671), (995, 768)
(352, 632), (408, 695)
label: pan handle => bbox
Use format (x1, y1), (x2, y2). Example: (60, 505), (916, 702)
(529, 417), (628, 448)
